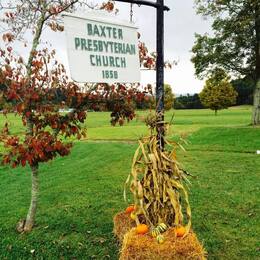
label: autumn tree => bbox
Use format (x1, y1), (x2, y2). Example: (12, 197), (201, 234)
(199, 68), (237, 115)
(0, 0), (158, 232)
(1, 46), (90, 234)
(0, 0), (88, 233)
(192, 0), (260, 124)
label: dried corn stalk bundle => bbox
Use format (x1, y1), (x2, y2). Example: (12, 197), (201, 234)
(124, 132), (191, 235)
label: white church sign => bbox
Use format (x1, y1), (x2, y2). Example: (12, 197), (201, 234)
(63, 12), (140, 84)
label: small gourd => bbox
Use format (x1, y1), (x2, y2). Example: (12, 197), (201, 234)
(156, 234), (165, 244)
(130, 212), (137, 220)
(136, 224), (149, 235)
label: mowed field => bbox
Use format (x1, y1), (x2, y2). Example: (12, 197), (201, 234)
(0, 106), (260, 260)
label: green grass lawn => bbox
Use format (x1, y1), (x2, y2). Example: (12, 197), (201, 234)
(1, 106), (253, 140)
(0, 106), (260, 259)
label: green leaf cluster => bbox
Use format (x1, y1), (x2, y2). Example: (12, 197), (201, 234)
(192, 0), (259, 80)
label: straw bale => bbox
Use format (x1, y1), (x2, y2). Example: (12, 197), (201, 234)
(120, 227), (206, 260)
(113, 211), (136, 242)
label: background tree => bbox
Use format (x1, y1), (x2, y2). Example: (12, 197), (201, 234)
(174, 93), (204, 109)
(231, 78), (254, 105)
(199, 68), (238, 115)
(164, 84), (175, 110)
(192, 0), (260, 124)
(0, 83), (12, 111)
(134, 84), (175, 111)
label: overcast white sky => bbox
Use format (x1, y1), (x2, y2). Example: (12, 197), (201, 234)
(1, 0), (212, 94)
(111, 0), (213, 94)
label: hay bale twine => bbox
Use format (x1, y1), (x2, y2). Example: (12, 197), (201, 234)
(113, 212), (136, 242)
(120, 228), (207, 260)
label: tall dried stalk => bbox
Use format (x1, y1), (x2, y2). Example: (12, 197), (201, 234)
(125, 115), (192, 235)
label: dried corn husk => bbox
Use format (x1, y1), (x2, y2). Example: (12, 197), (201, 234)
(124, 133), (192, 236)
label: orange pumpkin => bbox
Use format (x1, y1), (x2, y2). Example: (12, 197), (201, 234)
(176, 226), (186, 237)
(136, 224), (149, 235)
(125, 205), (135, 214)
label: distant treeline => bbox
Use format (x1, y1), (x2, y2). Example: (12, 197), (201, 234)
(0, 78), (255, 111)
(173, 78), (254, 110)
(174, 94), (203, 109)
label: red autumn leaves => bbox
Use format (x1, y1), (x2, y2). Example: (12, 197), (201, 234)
(2, 133), (72, 168)
(0, 46), (87, 169)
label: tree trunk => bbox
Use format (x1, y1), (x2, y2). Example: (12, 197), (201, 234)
(215, 109), (218, 116)
(23, 165), (39, 232)
(18, 9), (46, 233)
(252, 3), (260, 125)
(252, 79), (260, 125)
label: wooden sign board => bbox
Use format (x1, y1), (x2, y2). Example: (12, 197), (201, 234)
(63, 12), (140, 84)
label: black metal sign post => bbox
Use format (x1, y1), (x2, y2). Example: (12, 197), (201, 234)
(114, 0), (170, 149)
(156, 0), (165, 113)
(156, 0), (165, 149)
